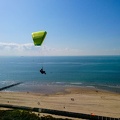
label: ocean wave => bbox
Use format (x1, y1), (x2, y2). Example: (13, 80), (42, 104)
(70, 82), (82, 85)
(86, 86), (95, 88)
(1, 80), (17, 85)
(104, 85), (120, 89)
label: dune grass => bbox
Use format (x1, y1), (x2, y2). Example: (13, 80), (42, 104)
(0, 110), (71, 120)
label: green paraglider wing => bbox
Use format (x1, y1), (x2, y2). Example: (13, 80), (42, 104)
(32, 31), (47, 46)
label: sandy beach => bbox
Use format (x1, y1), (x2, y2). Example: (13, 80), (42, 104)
(0, 87), (120, 119)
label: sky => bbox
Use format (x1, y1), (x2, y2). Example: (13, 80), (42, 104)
(0, 0), (120, 56)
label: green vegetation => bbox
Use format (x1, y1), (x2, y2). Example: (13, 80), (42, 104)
(0, 110), (71, 120)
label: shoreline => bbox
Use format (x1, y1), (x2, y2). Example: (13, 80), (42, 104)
(1, 81), (120, 94)
(0, 86), (120, 118)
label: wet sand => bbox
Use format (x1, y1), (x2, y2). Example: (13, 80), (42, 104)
(0, 87), (120, 119)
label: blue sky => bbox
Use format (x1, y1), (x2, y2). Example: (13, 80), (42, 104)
(0, 0), (120, 56)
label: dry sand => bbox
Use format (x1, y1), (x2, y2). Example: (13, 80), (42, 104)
(0, 87), (120, 119)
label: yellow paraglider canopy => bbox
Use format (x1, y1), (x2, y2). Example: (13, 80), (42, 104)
(32, 31), (47, 46)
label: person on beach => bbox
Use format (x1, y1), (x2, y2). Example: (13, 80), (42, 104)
(40, 67), (46, 74)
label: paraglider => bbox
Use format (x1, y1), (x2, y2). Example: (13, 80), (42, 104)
(32, 31), (47, 74)
(40, 67), (46, 74)
(32, 31), (47, 46)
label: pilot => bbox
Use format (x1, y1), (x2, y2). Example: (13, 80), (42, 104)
(40, 67), (46, 74)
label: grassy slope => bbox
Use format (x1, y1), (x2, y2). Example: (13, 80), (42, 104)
(0, 110), (71, 120)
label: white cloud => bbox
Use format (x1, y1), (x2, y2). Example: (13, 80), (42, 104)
(0, 42), (33, 49)
(0, 42), (84, 56)
(0, 42), (35, 56)
(0, 42), (119, 56)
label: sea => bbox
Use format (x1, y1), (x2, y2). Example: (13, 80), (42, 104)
(0, 56), (120, 93)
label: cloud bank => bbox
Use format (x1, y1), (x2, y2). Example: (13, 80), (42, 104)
(0, 42), (35, 56)
(0, 42), (82, 56)
(0, 42), (120, 56)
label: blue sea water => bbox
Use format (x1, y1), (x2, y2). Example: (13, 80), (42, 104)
(0, 56), (120, 93)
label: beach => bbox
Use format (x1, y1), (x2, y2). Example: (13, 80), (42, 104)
(0, 86), (120, 119)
